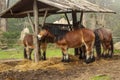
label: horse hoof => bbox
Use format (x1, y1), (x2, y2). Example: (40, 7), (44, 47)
(104, 54), (109, 58)
(85, 60), (91, 64)
(108, 55), (113, 58)
(42, 58), (47, 60)
(61, 59), (70, 63)
(79, 56), (83, 59)
(85, 57), (95, 64)
(85, 58), (91, 64)
(29, 58), (32, 60)
(61, 59), (64, 62)
(43, 57), (47, 60)
(101, 54), (104, 57)
(91, 57), (95, 62)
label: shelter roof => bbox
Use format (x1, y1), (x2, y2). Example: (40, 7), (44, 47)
(0, 0), (116, 18)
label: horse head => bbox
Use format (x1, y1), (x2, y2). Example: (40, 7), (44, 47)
(37, 28), (54, 40)
(37, 29), (48, 40)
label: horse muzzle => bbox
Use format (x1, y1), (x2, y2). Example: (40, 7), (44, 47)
(37, 35), (42, 40)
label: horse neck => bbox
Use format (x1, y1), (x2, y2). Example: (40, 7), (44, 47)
(47, 31), (55, 39)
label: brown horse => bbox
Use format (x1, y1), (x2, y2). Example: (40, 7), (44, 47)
(23, 25), (69, 60)
(38, 26), (95, 63)
(23, 34), (34, 60)
(94, 27), (113, 58)
(23, 34), (52, 60)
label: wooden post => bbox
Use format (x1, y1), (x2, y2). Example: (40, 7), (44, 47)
(80, 11), (83, 24)
(72, 11), (77, 28)
(27, 13), (35, 32)
(64, 13), (72, 31)
(6, 0), (9, 8)
(33, 0), (40, 62)
(41, 10), (48, 27)
(72, 11), (79, 56)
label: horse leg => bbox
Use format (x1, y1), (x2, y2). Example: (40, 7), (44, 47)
(29, 48), (33, 60)
(79, 45), (86, 59)
(25, 47), (31, 60)
(108, 39), (114, 58)
(102, 43), (107, 58)
(42, 51), (46, 60)
(61, 47), (69, 62)
(108, 48), (112, 58)
(108, 45), (112, 58)
(85, 42), (95, 64)
(24, 47), (27, 59)
(101, 43), (104, 57)
(74, 48), (79, 56)
(82, 45), (86, 59)
(41, 42), (47, 60)
(104, 43), (110, 58)
(79, 47), (83, 59)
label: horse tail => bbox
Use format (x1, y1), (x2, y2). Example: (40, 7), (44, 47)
(94, 30), (101, 58)
(110, 38), (114, 56)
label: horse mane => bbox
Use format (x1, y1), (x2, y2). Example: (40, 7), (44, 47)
(74, 21), (85, 29)
(42, 24), (69, 41)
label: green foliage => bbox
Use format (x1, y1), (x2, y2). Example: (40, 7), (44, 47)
(0, 18), (25, 47)
(1, 31), (20, 47)
(7, 18), (24, 32)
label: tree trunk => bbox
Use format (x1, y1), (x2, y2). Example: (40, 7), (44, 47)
(0, 0), (7, 32)
(33, 0), (40, 62)
(96, 1), (106, 28)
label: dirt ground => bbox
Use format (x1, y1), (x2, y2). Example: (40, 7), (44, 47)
(0, 54), (120, 80)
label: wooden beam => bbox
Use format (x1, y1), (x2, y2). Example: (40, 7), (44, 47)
(72, 10), (77, 28)
(10, 9), (13, 15)
(27, 13), (35, 32)
(64, 13), (72, 31)
(33, 0), (40, 63)
(14, 8), (56, 16)
(80, 11), (83, 24)
(41, 10), (48, 27)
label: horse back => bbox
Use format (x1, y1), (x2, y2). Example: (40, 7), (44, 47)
(23, 34), (33, 47)
(96, 28), (112, 41)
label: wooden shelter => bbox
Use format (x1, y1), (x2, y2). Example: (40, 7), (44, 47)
(0, 0), (115, 62)
(0, 0), (115, 18)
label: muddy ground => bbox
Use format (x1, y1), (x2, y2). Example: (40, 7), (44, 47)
(0, 54), (120, 80)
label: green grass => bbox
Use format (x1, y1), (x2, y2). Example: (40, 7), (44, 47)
(90, 75), (111, 80)
(0, 45), (119, 60)
(114, 49), (120, 53)
(0, 48), (23, 59)
(0, 46), (74, 59)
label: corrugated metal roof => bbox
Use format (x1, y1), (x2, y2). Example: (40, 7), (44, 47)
(0, 0), (116, 18)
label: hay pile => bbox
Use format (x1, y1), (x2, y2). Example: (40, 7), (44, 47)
(0, 55), (80, 72)
(0, 63), (13, 72)
(2, 54), (112, 73)
(14, 55), (79, 72)
(14, 58), (62, 71)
